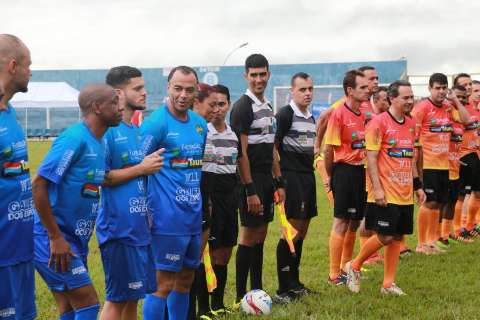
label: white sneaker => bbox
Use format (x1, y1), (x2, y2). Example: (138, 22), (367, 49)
(381, 283), (406, 296)
(345, 261), (361, 293)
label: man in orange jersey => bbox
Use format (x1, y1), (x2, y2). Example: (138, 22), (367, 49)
(460, 80), (480, 237)
(324, 70), (369, 285)
(345, 80), (425, 295)
(453, 73), (472, 98)
(438, 85), (468, 247)
(412, 73), (469, 254)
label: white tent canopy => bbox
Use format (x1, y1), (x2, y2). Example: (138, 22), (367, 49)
(10, 82), (80, 131)
(11, 82), (79, 108)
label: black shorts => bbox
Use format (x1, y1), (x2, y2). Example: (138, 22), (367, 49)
(365, 203), (414, 236)
(459, 152), (480, 193)
(423, 169), (449, 203)
(209, 191), (239, 249)
(202, 191), (212, 232)
(283, 171), (318, 220)
(331, 163), (366, 220)
(448, 179), (461, 205)
(239, 172), (275, 227)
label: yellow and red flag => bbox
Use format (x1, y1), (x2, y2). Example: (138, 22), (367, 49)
(202, 243), (217, 292)
(274, 192), (298, 255)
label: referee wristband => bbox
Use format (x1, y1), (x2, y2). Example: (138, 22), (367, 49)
(244, 183), (257, 196)
(413, 177), (423, 191)
(273, 176), (285, 189)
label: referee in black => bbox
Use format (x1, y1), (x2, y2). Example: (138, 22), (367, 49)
(274, 72), (317, 303)
(230, 54), (286, 304)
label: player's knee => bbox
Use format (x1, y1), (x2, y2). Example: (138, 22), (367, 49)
(424, 201), (439, 209)
(378, 234), (394, 245)
(174, 269), (195, 292)
(332, 220), (349, 235)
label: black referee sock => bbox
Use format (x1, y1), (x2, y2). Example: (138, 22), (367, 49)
(250, 242), (264, 290)
(276, 239), (292, 293)
(236, 244), (251, 300)
(196, 263), (210, 316)
(211, 264), (227, 310)
(292, 239), (304, 287)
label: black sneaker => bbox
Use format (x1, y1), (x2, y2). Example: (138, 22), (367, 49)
(290, 284), (317, 296)
(273, 291), (293, 304)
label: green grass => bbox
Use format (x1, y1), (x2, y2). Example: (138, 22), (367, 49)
(29, 141), (480, 320)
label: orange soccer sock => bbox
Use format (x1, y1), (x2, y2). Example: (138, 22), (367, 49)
(436, 221), (442, 240)
(462, 195), (469, 228)
(352, 235), (383, 271)
(427, 208), (440, 244)
(441, 219), (453, 240)
(340, 230), (357, 270)
(399, 236), (408, 252)
(466, 196), (480, 230)
(359, 235), (370, 249)
(383, 240), (401, 288)
(417, 206), (433, 246)
(453, 200), (463, 233)
(329, 231), (345, 280)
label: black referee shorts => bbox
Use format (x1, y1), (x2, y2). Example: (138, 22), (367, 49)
(365, 203), (414, 236)
(331, 163), (366, 220)
(423, 169), (449, 204)
(201, 190), (212, 232)
(448, 178), (461, 205)
(239, 172), (275, 227)
(459, 152), (480, 193)
(209, 190), (239, 249)
(283, 170), (318, 220)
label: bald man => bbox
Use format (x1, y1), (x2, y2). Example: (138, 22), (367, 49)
(32, 84), (123, 320)
(0, 34), (36, 320)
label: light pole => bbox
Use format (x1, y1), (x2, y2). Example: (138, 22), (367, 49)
(223, 42), (249, 66)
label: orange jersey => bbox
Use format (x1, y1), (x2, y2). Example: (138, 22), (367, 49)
(460, 104), (480, 157)
(365, 112), (416, 205)
(360, 100), (375, 123)
(324, 104), (366, 165)
(411, 99), (452, 170)
(449, 122), (464, 180)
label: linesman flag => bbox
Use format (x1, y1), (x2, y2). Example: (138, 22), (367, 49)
(274, 191), (298, 255)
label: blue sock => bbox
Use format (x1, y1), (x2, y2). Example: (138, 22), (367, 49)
(143, 294), (167, 320)
(60, 310), (75, 320)
(167, 291), (189, 320)
(74, 304), (100, 320)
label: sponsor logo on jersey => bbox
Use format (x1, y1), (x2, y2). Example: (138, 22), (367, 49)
(71, 265), (87, 275)
(74, 219), (95, 237)
(351, 139), (365, 150)
(196, 124), (204, 136)
(0, 308), (15, 317)
(81, 184), (101, 199)
(121, 151), (129, 163)
(165, 253), (181, 261)
(128, 281), (144, 290)
(387, 147), (414, 158)
(7, 198), (34, 221)
(2, 160), (29, 177)
(429, 124), (453, 133)
(128, 197), (148, 215)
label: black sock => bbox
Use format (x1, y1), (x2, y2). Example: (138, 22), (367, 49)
(276, 239), (292, 293)
(196, 263), (210, 316)
(211, 264), (228, 310)
(188, 273), (197, 320)
(250, 242), (264, 290)
(236, 244), (251, 300)
(292, 239), (304, 287)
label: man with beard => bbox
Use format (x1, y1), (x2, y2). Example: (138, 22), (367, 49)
(98, 66), (165, 320)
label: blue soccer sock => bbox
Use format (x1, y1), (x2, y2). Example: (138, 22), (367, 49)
(167, 291), (189, 320)
(59, 310), (75, 320)
(74, 304), (100, 320)
(143, 294), (167, 320)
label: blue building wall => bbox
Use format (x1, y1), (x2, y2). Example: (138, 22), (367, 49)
(25, 59), (406, 134)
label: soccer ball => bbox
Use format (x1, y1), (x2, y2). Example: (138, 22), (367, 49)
(240, 289), (272, 315)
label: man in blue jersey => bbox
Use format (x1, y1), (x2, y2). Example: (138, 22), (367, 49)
(32, 84), (123, 320)
(0, 34), (36, 320)
(141, 66), (208, 320)
(98, 66), (165, 320)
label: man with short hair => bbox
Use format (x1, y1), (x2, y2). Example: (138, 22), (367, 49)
(274, 72), (317, 302)
(453, 73), (472, 97)
(345, 80), (425, 295)
(33, 84), (123, 320)
(98, 66), (164, 320)
(461, 80), (480, 236)
(141, 66), (208, 320)
(324, 70), (369, 285)
(412, 73), (469, 254)
(230, 54), (286, 303)
(372, 86), (389, 113)
(0, 34), (36, 320)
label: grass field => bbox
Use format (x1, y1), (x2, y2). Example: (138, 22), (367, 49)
(29, 141), (480, 320)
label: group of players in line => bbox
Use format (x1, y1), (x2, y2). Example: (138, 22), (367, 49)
(1, 33), (479, 320)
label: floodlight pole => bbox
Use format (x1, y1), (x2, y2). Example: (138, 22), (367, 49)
(223, 42), (249, 66)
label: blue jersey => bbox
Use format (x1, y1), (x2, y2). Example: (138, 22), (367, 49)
(0, 104), (34, 267)
(141, 105), (207, 236)
(96, 122), (150, 247)
(34, 123), (106, 261)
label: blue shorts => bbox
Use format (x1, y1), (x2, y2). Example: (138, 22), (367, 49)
(0, 260), (36, 320)
(100, 241), (157, 302)
(151, 234), (201, 272)
(34, 255), (92, 292)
